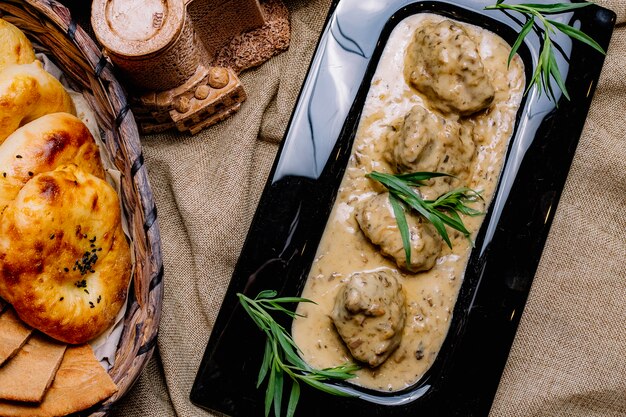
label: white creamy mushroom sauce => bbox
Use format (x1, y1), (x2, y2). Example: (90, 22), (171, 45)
(291, 13), (524, 392)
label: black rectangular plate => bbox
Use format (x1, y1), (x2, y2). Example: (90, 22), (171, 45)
(191, 1), (616, 416)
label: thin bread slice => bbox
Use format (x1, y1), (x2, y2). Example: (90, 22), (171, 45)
(0, 344), (118, 416)
(0, 307), (33, 366)
(0, 333), (66, 402)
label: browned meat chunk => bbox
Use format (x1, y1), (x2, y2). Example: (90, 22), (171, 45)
(390, 104), (476, 174)
(405, 20), (495, 116)
(331, 271), (406, 367)
(388, 105), (475, 198)
(355, 192), (442, 272)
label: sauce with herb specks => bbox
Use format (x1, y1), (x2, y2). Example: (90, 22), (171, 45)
(291, 14), (525, 392)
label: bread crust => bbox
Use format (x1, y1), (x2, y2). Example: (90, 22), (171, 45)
(0, 112), (105, 212)
(0, 19), (36, 72)
(0, 344), (118, 416)
(0, 61), (76, 144)
(0, 165), (130, 344)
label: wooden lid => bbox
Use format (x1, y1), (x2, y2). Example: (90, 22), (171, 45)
(91, 0), (185, 58)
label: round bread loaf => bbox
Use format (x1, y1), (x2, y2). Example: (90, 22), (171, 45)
(0, 20), (131, 346)
(0, 112), (105, 211)
(0, 164), (131, 344)
(0, 19), (36, 71)
(0, 61), (76, 144)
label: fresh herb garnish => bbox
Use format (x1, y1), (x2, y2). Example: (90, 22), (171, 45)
(485, 0), (606, 102)
(366, 172), (483, 259)
(238, 290), (360, 417)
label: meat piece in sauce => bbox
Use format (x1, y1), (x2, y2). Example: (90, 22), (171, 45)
(355, 192), (442, 272)
(405, 20), (495, 116)
(331, 270), (406, 367)
(387, 105), (475, 198)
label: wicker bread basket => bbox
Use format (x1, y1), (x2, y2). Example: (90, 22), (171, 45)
(0, 0), (164, 415)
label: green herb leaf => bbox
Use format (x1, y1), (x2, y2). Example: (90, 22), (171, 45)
(266, 363), (276, 417)
(509, 15), (535, 66)
(515, 2), (593, 14)
(367, 171), (420, 197)
(237, 292), (360, 417)
(273, 363), (284, 417)
(486, 0), (605, 102)
(547, 19), (607, 54)
(269, 297), (316, 304)
(367, 171), (482, 249)
(286, 381), (300, 417)
(421, 207), (452, 248)
(429, 187), (483, 211)
(540, 35), (558, 102)
(299, 377), (353, 397)
(258, 339), (273, 388)
(548, 47), (570, 100)
(389, 193), (412, 267)
(257, 289), (279, 299)
(274, 324), (305, 368)
(313, 363), (361, 379)
(395, 171), (452, 185)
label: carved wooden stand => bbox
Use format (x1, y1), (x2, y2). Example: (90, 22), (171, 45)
(92, 0), (289, 135)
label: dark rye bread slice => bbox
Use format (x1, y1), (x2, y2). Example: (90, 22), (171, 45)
(213, 0), (291, 73)
(0, 306), (33, 366)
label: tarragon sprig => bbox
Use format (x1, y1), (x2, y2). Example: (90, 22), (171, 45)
(485, 0), (606, 102)
(366, 172), (483, 264)
(238, 290), (360, 417)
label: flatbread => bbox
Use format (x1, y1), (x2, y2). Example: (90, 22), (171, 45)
(0, 344), (118, 417)
(0, 307), (33, 366)
(0, 333), (66, 402)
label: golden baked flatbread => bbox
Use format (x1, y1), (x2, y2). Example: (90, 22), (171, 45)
(0, 19), (36, 72)
(0, 61), (76, 144)
(0, 307), (32, 366)
(0, 344), (117, 417)
(0, 164), (130, 344)
(0, 112), (106, 210)
(0, 333), (66, 403)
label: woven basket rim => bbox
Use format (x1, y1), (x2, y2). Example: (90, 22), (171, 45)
(0, 1), (164, 415)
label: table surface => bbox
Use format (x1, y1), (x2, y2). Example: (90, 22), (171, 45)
(57, 1), (626, 416)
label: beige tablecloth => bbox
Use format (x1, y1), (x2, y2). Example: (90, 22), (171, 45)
(111, 1), (626, 415)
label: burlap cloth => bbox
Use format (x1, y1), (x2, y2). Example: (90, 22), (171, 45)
(109, 1), (626, 416)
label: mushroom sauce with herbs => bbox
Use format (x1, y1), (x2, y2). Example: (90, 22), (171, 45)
(291, 13), (525, 392)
